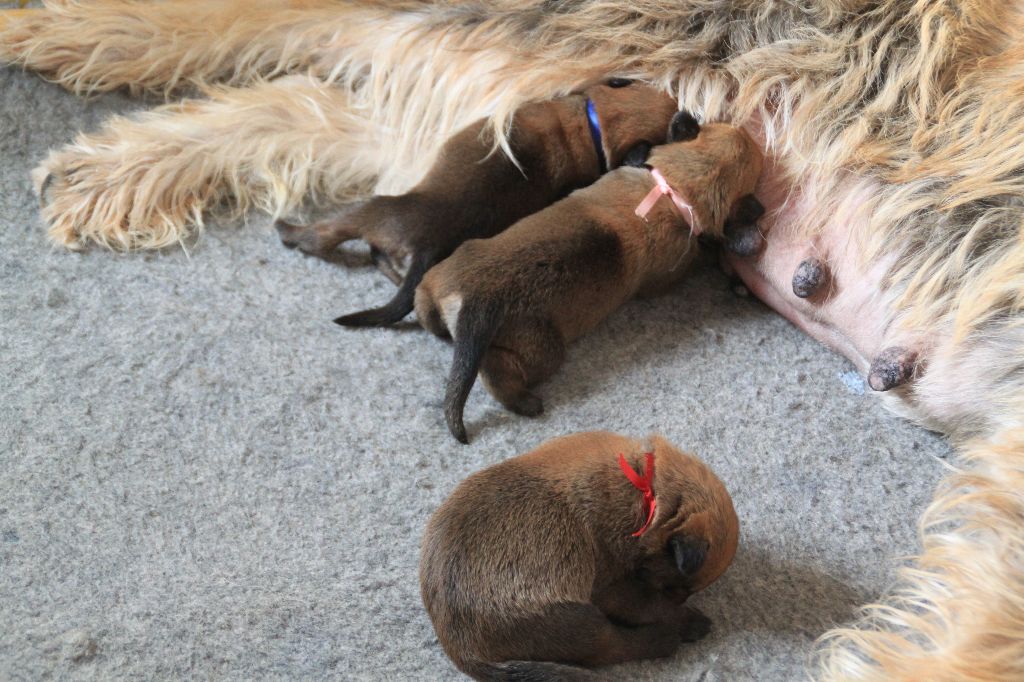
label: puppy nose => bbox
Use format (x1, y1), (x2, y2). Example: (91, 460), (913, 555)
(669, 111), (701, 142)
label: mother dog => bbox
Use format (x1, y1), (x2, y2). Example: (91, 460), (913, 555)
(3, 1), (1022, 679)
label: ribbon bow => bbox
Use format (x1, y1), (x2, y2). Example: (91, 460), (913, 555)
(618, 452), (657, 537)
(634, 168), (701, 235)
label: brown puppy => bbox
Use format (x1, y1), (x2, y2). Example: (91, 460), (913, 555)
(420, 431), (740, 680)
(416, 113), (764, 442)
(275, 80), (677, 327)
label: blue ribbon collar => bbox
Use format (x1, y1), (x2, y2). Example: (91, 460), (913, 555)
(586, 99), (608, 174)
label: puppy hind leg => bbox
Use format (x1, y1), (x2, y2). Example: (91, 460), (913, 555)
(480, 320), (566, 418)
(595, 577), (682, 625)
(493, 601), (684, 669)
(275, 213), (365, 258)
(594, 576), (712, 643)
(465, 659), (600, 681)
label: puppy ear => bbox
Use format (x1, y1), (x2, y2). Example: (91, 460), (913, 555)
(668, 111), (700, 142)
(670, 535), (709, 577)
(620, 141), (653, 168)
(730, 194), (765, 226)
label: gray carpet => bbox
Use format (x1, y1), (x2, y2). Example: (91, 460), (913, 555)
(0, 63), (951, 681)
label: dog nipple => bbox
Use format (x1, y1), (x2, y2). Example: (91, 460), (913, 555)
(792, 258), (827, 298)
(724, 222), (764, 256)
(867, 346), (918, 391)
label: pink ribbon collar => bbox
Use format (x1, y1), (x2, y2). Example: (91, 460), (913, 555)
(634, 168), (701, 235)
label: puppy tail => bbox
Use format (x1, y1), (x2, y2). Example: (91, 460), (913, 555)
(333, 253), (432, 328)
(467, 660), (599, 681)
(445, 300), (502, 444)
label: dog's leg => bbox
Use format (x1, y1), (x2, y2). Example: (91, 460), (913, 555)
(819, 426), (1024, 681)
(0, 0), (398, 95)
(479, 320), (565, 418)
(35, 76), (386, 250)
(19, 3), (629, 252)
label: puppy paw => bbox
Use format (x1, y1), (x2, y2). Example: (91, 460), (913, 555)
(677, 607), (712, 642)
(275, 219), (331, 255)
(275, 216), (378, 266)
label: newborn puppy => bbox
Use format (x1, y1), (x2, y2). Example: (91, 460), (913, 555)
(416, 112), (764, 442)
(421, 431), (740, 680)
(275, 80), (677, 327)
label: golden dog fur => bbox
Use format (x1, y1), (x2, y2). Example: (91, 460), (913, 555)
(420, 431), (739, 679)
(3, 1), (1023, 679)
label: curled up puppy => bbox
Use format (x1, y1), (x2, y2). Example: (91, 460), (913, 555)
(275, 80), (677, 327)
(416, 112), (764, 443)
(420, 431), (740, 681)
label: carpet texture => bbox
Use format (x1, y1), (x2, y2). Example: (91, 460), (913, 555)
(0, 63), (951, 681)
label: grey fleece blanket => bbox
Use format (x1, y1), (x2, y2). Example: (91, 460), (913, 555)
(0, 62), (949, 681)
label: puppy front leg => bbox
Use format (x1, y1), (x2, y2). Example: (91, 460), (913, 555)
(503, 602), (684, 667)
(594, 577), (711, 642)
(35, 77), (386, 250)
(593, 576), (686, 626)
(479, 320), (565, 417)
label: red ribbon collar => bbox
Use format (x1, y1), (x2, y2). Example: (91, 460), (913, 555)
(618, 452), (657, 537)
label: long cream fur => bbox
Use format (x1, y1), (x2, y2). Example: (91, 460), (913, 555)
(31, 75), (388, 249)
(3, 1), (1023, 679)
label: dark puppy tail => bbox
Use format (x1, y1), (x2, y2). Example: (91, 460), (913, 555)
(333, 254), (433, 327)
(466, 660), (600, 681)
(444, 300), (502, 444)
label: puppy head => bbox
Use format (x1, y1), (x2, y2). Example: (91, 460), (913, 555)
(635, 436), (739, 594)
(646, 116), (764, 238)
(582, 79), (679, 169)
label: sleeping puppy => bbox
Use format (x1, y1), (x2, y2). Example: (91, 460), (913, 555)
(416, 112), (764, 443)
(420, 431), (740, 681)
(275, 80), (677, 327)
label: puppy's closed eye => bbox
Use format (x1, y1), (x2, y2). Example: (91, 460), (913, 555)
(670, 536), (709, 577)
(606, 78), (634, 88)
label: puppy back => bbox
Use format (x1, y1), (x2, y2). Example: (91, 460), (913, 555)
(420, 457), (597, 665)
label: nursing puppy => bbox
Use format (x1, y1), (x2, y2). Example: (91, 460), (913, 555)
(417, 113), (763, 442)
(420, 431), (739, 681)
(275, 81), (677, 327)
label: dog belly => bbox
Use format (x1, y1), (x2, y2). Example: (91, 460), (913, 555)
(724, 157), (929, 404)
(727, 176), (883, 368)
